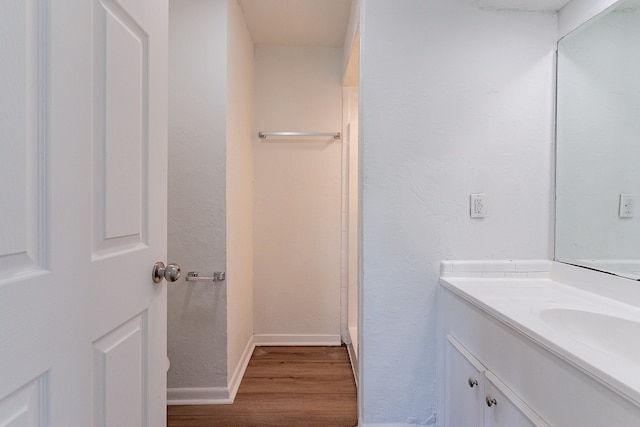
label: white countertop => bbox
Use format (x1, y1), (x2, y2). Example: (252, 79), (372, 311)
(440, 262), (640, 407)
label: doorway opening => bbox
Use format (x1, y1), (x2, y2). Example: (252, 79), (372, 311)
(167, 0), (360, 408)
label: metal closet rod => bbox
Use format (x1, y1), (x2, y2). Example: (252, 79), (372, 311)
(258, 131), (341, 140)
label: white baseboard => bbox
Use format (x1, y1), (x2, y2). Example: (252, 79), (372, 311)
(346, 326), (358, 387)
(167, 336), (255, 406)
(346, 340), (358, 388)
(358, 423), (427, 427)
(253, 334), (341, 346)
(166, 386), (231, 405)
(227, 335), (255, 400)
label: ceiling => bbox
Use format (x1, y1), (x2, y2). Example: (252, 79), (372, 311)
(237, 0), (576, 47)
(238, 0), (352, 47)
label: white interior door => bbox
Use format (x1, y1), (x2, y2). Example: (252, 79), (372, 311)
(0, 1), (168, 426)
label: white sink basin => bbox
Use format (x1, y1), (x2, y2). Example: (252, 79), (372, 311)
(540, 308), (640, 364)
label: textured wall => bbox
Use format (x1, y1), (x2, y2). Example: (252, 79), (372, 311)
(359, 0), (557, 424)
(168, 0), (228, 389)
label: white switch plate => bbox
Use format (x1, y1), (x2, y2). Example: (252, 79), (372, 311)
(470, 194), (486, 218)
(619, 193), (635, 218)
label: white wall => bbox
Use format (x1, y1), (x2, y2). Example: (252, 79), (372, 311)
(169, 0), (255, 401)
(168, 0), (228, 392)
(253, 46), (343, 345)
(226, 0), (255, 395)
(556, 4), (640, 261)
(358, 0), (557, 424)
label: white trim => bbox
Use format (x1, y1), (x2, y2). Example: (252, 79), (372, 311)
(227, 336), (255, 401)
(346, 340), (358, 388)
(253, 334), (341, 346)
(166, 386), (231, 406)
(358, 423), (423, 427)
(439, 259), (551, 278)
(167, 335), (256, 406)
(348, 326), (358, 358)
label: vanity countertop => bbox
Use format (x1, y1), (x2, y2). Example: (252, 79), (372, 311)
(440, 261), (640, 408)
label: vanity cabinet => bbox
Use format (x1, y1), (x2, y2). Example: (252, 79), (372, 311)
(446, 335), (548, 427)
(441, 281), (640, 427)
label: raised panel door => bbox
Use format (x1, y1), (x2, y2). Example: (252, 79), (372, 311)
(0, 0), (168, 425)
(445, 335), (485, 427)
(484, 371), (549, 427)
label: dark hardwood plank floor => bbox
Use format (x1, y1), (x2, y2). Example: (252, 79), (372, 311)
(167, 346), (358, 427)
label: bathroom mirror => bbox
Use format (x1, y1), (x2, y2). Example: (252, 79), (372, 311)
(556, 0), (640, 280)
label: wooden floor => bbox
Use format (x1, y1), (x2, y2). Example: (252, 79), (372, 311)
(167, 346), (358, 427)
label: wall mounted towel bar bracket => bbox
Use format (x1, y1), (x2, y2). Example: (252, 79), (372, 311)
(186, 271), (226, 282)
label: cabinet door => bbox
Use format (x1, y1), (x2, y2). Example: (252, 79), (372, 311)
(445, 335), (485, 427)
(484, 371), (549, 427)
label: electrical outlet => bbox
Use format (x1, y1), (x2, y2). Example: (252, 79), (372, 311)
(619, 193), (635, 218)
(470, 194), (486, 218)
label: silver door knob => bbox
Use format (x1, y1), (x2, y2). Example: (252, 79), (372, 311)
(152, 262), (181, 283)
